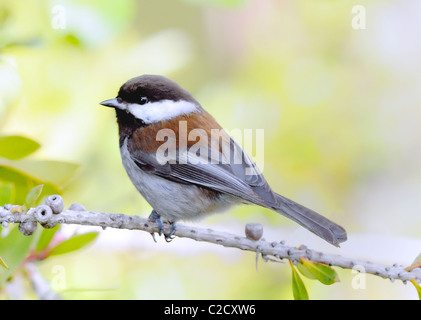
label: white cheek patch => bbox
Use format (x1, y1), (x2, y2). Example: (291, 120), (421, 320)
(127, 99), (199, 124)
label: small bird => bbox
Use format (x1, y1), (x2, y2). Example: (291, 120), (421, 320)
(100, 75), (347, 246)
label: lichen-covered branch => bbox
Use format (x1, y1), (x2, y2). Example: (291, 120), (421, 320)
(1, 200), (420, 284)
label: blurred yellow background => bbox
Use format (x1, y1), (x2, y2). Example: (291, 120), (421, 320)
(1, 0), (421, 299)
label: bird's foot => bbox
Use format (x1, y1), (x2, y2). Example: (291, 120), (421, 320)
(148, 210), (164, 242)
(164, 221), (177, 242)
(148, 210), (176, 242)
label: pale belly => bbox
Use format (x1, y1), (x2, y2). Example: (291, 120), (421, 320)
(120, 140), (236, 221)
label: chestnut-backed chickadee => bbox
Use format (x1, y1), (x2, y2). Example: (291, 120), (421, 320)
(100, 75), (347, 246)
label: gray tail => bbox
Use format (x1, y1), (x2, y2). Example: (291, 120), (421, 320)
(273, 193), (347, 247)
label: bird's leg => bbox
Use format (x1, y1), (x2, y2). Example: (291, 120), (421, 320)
(148, 210), (177, 242)
(148, 210), (164, 242)
(164, 221), (177, 242)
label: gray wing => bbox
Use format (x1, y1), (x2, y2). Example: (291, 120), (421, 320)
(129, 137), (278, 208)
(127, 137), (348, 246)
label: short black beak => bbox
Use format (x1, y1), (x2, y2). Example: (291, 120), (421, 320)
(100, 98), (119, 108)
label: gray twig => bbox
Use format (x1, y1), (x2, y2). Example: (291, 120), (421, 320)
(1, 204), (420, 284)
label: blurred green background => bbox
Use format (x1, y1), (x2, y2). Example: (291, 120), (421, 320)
(1, 0), (421, 299)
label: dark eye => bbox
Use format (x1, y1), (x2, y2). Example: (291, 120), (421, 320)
(139, 96), (148, 105)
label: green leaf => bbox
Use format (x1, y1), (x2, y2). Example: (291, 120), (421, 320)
(289, 260), (309, 300)
(63, 33), (81, 46)
(0, 225), (33, 286)
(297, 260), (317, 280)
(35, 224), (60, 254)
(299, 258), (339, 285)
(0, 182), (14, 205)
(24, 184), (43, 208)
(410, 280), (421, 300)
(0, 165), (61, 205)
(9, 160), (79, 187)
(0, 135), (40, 160)
(47, 232), (99, 257)
(0, 256), (8, 269)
